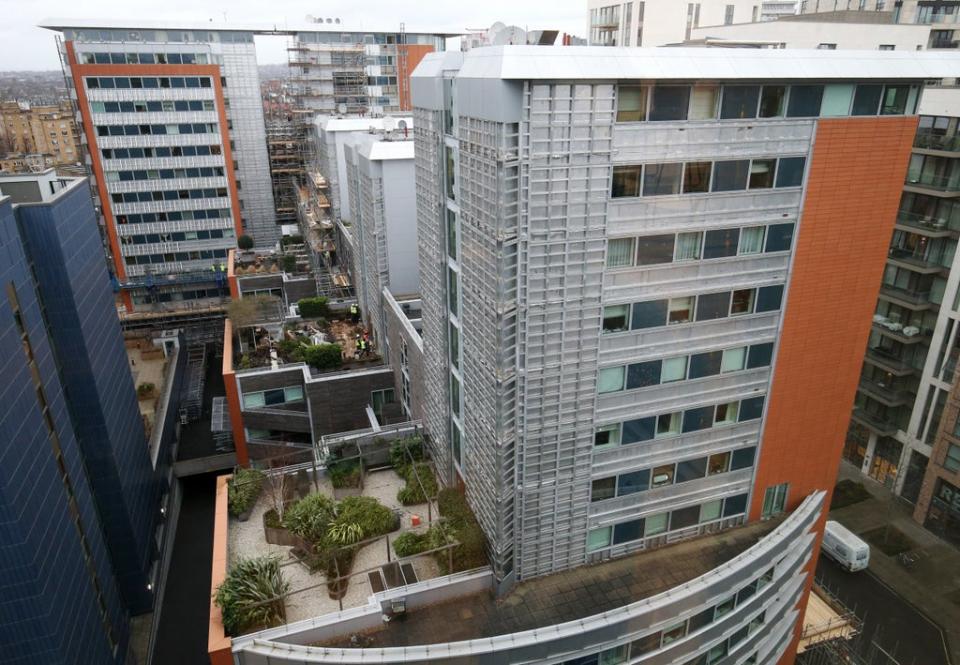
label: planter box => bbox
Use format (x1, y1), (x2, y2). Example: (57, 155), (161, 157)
(263, 510), (298, 546)
(333, 485), (362, 500)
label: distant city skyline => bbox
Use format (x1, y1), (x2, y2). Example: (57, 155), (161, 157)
(0, 0), (585, 70)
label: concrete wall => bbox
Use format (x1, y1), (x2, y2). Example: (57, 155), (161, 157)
(383, 292), (426, 423)
(689, 19), (930, 49)
(306, 367), (396, 435)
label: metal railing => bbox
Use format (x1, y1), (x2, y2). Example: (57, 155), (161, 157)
(905, 172), (960, 192)
(914, 132), (960, 152)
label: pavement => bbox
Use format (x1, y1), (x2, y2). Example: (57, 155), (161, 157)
(829, 461), (960, 665)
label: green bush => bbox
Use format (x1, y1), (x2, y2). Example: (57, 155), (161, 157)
(397, 463), (438, 505)
(237, 234), (254, 250)
(214, 555), (289, 636)
(281, 254), (297, 273)
(390, 435), (425, 470)
(228, 467), (265, 517)
(327, 458), (361, 489)
(335, 496), (397, 539)
(136, 382), (155, 398)
(301, 343), (342, 370)
(277, 337), (305, 362)
(263, 508), (281, 529)
(393, 531), (430, 558)
(283, 493), (336, 543)
(297, 296), (330, 319)
(436, 489), (488, 573)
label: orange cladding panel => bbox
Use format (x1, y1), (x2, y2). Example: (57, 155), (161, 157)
(222, 319), (249, 466)
(398, 45), (434, 111)
(755, 115), (918, 664)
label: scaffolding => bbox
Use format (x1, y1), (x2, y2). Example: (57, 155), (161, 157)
(179, 344), (207, 423)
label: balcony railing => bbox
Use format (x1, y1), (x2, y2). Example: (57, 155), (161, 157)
(914, 133), (960, 152)
(906, 172), (960, 193)
(887, 247), (947, 273)
(858, 378), (914, 407)
(851, 408), (899, 436)
(895, 210), (956, 235)
(864, 348), (918, 376)
(872, 320), (931, 344)
(877, 284), (937, 309)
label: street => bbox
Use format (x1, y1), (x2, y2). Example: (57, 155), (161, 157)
(816, 556), (951, 665)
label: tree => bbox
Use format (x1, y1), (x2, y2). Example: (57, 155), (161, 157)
(237, 234), (254, 250)
(227, 295), (281, 351)
(301, 343), (342, 370)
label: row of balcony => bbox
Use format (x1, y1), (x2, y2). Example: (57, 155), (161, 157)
(905, 172), (960, 195)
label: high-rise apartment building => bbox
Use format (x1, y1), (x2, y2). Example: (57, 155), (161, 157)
(0, 171), (159, 663)
(0, 100), (80, 167)
(408, 46), (953, 663)
(286, 23), (453, 115)
(587, 0), (796, 47)
(39, 19), (278, 311)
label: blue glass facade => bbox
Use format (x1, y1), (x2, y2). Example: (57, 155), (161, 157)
(17, 181), (158, 613)
(0, 178), (156, 663)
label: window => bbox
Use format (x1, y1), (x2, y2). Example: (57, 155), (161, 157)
(787, 85), (824, 118)
(723, 492), (749, 516)
(618, 469), (650, 495)
(704, 228), (740, 259)
(617, 86), (647, 122)
(708, 452), (731, 476)
(446, 208), (457, 259)
(587, 527), (612, 551)
(721, 347), (746, 373)
(449, 323), (460, 368)
(739, 226), (765, 255)
(656, 412), (682, 437)
(712, 160), (750, 192)
(739, 396), (765, 421)
(724, 3), (735, 23)
(603, 305), (629, 333)
(671, 505), (700, 529)
(645, 512), (668, 536)
(607, 238), (635, 268)
(817, 43), (837, 50)
(707, 642), (729, 664)
(595, 424), (621, 448)
(690, 351), (722, 379)
(701, 500), (722, 522)
(447, 266), (459, 315)
(675, 232), (703, 261)
(663, 356), (688, 383)
(756, 285), (784, 312)
(730, 289), (755, 315)
(622, 417), (655, 444)
(683, 162), (712, 194)
(696, 291), (731, 321)
(762, 482), (789, 518)
(627, 360), (661, 389)
(613, 519), (644, 544)
(732, 447), (756, 470)
(651, 464), (675, 487)
(946, 444), (960, 472)
(879, 44), (895, 51)
(612, 165), (641, 197)
(748, 342), (774, 368)
(690, 86), (720, 120)
(749, 159), (776, 189)
(720, 85), (759, 119)
(598, 367), (625, 393)
(776, 157), (805, 188)
(852, 84), (883, 115)
(759, 86), (786, 117)
(662, 621), (688, 645)
(683, 406), (714, 433)
(633, 299), (668, 329)
(715, 401), (739, 425)
(677, 457), (707, 482)
(643, 163), (683, 196)
(881, 84), (910, 115)
(765, 223), (795, 252)
(637, 234), (676, 265)
(649, 86), (690, 121)
(668, 297), (694, 325)
(630, 632), (662, 656)
(592, 478), (617, 501)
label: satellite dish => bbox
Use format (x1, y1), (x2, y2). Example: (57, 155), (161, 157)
(397, 120), (408, 130)
(383, 117), (397, 132)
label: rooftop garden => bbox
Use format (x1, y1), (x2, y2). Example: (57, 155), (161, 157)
(217, 433), (487, 637)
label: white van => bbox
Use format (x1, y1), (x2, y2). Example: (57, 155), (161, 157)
(821, 520), (870, 572)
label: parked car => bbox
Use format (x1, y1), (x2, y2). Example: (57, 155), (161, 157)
(821, 520), (870, 571)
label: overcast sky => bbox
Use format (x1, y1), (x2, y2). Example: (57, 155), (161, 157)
(0, 0), (586, 71)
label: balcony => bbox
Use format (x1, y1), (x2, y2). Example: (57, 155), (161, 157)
(905, 172), (960, 196)
(857, 378), (914, 407)
(895, 211), (956, 237)
(887, 247), (947, 274)
(863, 348), (918, 376)
(851, 408), (899, 436)
(914, 132), (960, 153)
(871, 320), (930, 345)
(877, 284), (938, 311)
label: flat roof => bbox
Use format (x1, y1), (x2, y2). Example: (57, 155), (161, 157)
(316, 116), (413, 133)
(38, 17), (459, 37)
(361, 139), (414, 162)
(423, 45), (960, 81)
(314, 517), (780, 649)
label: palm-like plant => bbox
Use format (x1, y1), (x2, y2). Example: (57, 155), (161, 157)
(327, 521), (364, 546)
(215, 555), (289, 636)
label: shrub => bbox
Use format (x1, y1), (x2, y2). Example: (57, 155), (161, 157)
(214, 555), (289, 636)
(436, 489), (488, 573)
(136, 382), (155, 398)
(393, 531), (430, 558)
(263, 508), (282, 529)
(283, 493), (336, 544)
(335, 496), (397, 539)
(277, 337), (305, 362)
(327, 458), (361, 489)
(281, 255), (297, 273)
(237, 234), (254, 250)
(397, 463), (438, 505)
(328, 521), (364, 546)
(297, 296), (330, 319)
(228, 467), (265, 517)
(390, 435), (424, 471)
(281, 234), (304, 247)
(301, 343), (342, 370)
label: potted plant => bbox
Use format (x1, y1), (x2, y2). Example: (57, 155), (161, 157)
(214, 555), (289, 636)
(228, 467), (265, 522)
